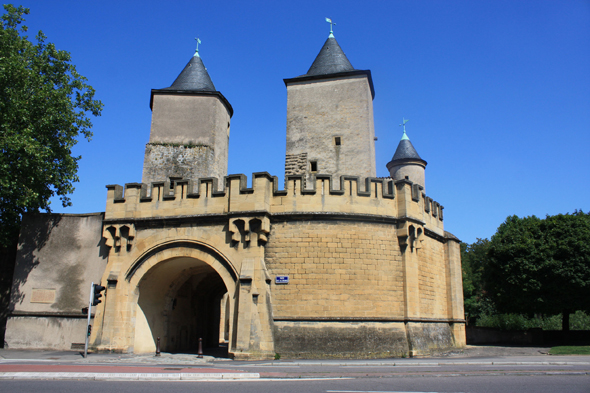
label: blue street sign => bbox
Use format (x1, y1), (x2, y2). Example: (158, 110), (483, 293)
(275, 276), (289, 284)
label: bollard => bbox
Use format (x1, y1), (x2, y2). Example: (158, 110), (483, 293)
(197, 337), (203, 358)
(155, 336), (161, 357)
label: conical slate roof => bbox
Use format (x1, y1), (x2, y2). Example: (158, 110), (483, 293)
(283, 33), (375, 99)
(165, 54), (216, 91)
(306, 35), (355, 76)
(390, 132), (425, 162)
(151, 51), (233, 117)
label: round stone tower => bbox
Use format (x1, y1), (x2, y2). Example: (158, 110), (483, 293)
(142, 45), (233, 186)
(386, 127), (427, 189)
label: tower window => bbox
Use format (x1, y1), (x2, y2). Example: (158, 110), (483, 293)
(334, 136), (342, 146)
(310, 161), (318, 172)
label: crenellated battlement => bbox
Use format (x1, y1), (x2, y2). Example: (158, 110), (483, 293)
(105, 172), (445, 234)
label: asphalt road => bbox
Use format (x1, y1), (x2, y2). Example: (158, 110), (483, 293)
(0, 374), (587, 393)
(223, 356), (590, 379)
(1, 347), (589, 392)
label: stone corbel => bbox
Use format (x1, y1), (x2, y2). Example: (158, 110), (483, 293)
(229, 218), (244, 244)
(397, 221), (424, 252)
(243, 220), (251, 242)
(229, 216), (271, 246)
(103, 225), (118, 248)
(257, 217), (271, 244)
(103, 223), (136, 251)
(413, 226), (423, 250)
(121, 224), (135, 248)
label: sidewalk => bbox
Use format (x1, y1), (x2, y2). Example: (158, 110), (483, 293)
(0, 349), (259, 380)
(1, 346), (589, 381)
(0, 364), (259, 381)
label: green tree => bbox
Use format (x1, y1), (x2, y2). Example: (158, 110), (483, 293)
(484, 212), (590, 330)
(0, 5), (102, 245)
(461, 238), (493, 324)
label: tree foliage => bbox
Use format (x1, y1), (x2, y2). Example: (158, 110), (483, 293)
(0, 5), (102, 244)
(483, 211), (590, 330)
(461, 238), (493, 324)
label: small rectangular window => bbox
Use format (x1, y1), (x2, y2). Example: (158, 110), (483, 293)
(334, 136), (342, 146)
(310, 161), (318, 172)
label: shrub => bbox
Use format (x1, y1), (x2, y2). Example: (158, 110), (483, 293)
(475, 311), (590, 330)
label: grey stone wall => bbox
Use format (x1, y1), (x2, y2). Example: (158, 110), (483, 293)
(406, 322), (455, 354)
(148, 94), (229, 146)
(285, 75), (376, 183)
(284, 152), (308, 188)
(273, 321), (457, 358)
(141, 143), (219, 185)
(143, 93), (230, 184)
(5, 213), (107, 349)
(6, 316), (88, 350)
(388, 163), (426, 190)
(274, 321), (410, 358)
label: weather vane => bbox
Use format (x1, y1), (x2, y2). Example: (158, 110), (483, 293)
(194, 37), (201, 57)
(325, 17), (336, 37)
(399, 118), (409, 133)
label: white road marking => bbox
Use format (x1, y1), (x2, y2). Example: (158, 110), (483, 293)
(326, 391), (464, 393)
(0, 359), (54, 362)
(238, 364), (301, 368)
(340, 365), (441, 368)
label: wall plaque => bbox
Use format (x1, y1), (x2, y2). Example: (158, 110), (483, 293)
(30, 288), (56, 304)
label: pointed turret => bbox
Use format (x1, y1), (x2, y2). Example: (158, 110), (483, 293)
(391, 130), (425, 162)
(306, 36), (355, 76)
(165, 52), (216, 91)
(283, 25), (377, 182)
(387, 125), (427, 189)
(143, 43), (233, 186)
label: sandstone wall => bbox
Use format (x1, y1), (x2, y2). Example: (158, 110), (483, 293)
(6, 174), (463, 357)
(266, 220), (403, 319)
(418, 238), (448, 319)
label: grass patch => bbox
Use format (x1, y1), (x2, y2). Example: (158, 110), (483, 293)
(549, 346), (590, 355)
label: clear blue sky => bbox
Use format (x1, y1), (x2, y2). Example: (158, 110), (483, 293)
(11, 0), (590, 244)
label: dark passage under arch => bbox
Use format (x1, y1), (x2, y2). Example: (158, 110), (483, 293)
(136, 256), (230, 356)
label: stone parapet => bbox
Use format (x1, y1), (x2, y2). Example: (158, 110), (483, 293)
(104, 173), (445, 236)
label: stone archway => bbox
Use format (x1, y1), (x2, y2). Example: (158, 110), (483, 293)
(127, 242), (237, 355)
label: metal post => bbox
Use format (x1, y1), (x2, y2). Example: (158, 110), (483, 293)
(83, 282), (94, 358)
(197, 337), (203, 358)
(155, 337), (161, 357)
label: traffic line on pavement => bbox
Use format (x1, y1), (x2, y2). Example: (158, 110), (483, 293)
(326, 390), (462, 393)
(340, 363), (440, 368)
(0, 372), (260, 380)
(483, 363), (574, 367)
(0, 359), (54, 363)
(237, 363), (300, 367)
